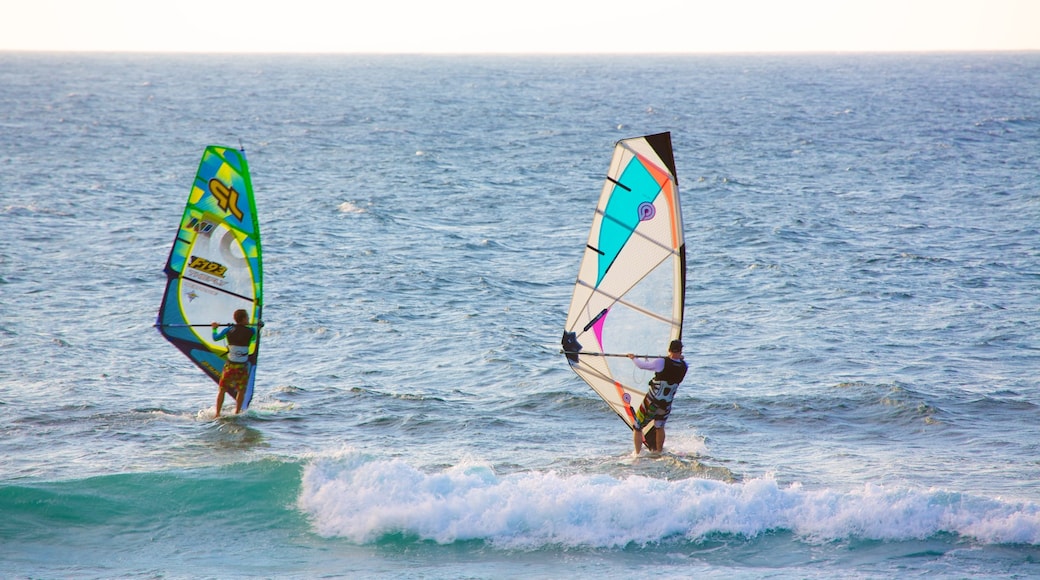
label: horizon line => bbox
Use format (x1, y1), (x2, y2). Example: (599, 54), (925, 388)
(3, 48), (1039, 57)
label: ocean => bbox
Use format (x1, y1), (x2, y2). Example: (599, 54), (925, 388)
(1, 51), (1039, 578)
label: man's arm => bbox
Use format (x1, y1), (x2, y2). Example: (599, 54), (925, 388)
(628, 355), (664, 372)
(212, 323), (230, 341)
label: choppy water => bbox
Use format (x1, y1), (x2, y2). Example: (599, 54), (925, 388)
(1, 52), (1039, 578)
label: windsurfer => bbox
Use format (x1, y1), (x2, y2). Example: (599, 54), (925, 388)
(211, 309), (255, 417)
(627, 339), (687, 455)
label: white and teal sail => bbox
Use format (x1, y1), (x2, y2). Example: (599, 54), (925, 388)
(156, 146), (263, 409)
(562, 132), (685, 433)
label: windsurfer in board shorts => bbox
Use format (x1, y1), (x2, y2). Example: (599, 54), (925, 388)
(627, 339), (687, 455)
(211, 308), (254, 417)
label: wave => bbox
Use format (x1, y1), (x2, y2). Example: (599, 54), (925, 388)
(5, 453), (1040, 555)
(299, 450), (1040, 549)
(0, 459), (303, 539)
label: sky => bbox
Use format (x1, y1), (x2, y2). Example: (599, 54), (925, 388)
(1, 0), (1038, 54)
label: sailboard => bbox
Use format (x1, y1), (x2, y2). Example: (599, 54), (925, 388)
(156, 146), (263, 410)
(561, 132), (685, 440)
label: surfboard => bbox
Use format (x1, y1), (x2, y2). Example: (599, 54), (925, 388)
(156, 146), (263, 410)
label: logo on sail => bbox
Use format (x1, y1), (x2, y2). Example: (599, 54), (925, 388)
(188, 255), (228, 278)
(209, 178), (244, 221)
(637, 201), (656, 221)
(186, 217), (215, 235)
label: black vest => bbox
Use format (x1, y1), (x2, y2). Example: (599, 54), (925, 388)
(227, 325), (254, 347)
(654, 357), (687, 385)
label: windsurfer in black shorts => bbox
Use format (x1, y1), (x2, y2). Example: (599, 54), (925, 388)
(211, 308), (255, 417)
(627, 339), (687, 455)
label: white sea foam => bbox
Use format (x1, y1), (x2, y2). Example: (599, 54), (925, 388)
(298, 451), (1040, 548)
(337, 201), (367, 214)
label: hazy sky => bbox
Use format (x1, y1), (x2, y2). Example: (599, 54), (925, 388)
(2, 0), (1038, 54)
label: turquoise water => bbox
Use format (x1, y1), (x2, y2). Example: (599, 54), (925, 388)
(1, 52), (1039, 578)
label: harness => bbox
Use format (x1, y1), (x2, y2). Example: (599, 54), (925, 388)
(224, 325), (254, 364)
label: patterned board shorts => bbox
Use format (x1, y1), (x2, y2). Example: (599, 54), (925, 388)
(219, 362), (249, 395)
(633, 395), (672, 430)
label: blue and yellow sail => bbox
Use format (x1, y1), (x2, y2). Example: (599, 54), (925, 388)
(562, 132), (685, 433)
(157, 146), (263, 409)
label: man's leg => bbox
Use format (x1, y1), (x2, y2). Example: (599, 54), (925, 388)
(234, 387), (245, 414)
(652, 427), (666, 453)
(215, 385), (225, 417)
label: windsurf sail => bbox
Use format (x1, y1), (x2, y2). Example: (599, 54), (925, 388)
(156, 146), (263, 410)
(561, 132), (685, 434)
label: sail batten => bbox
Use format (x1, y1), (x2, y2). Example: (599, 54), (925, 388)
(157, 146), (263, 410)
(595, 207), (683, 254)
(562, 132), (685, 432)
(574, 279), (677, 328)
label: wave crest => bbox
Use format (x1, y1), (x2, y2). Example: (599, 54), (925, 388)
(298, 451), (1040, 548)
